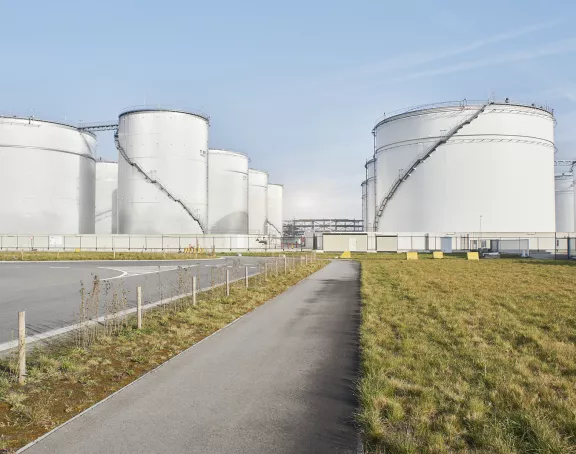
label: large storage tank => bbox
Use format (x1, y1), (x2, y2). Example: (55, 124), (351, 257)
(208, 149), (249, 234)
(248, 169), (268, 234)
(555, 172), (574, 232)
(361, 180), (367, 231)
(117, 108), (209, 234)
(365, 158), (376, 232)
(267, 183), (283, 236)
(373, 101), (556, 232)
(0, 116), (96, 233)
(95, 161), (118, 234)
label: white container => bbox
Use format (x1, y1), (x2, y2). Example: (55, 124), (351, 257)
(208, 149), (249, 234)
(365, 159), (376, 232)
(267, 183), (283, 236)
(0, 116), (96, 233)
(361, 180), (367, 231)
(95, 161), (118, 234)
(555, 173), (574, 232)
(117, 108), (209, 234)
(248, 169), (268, 234)
(373, 101), (555, 232)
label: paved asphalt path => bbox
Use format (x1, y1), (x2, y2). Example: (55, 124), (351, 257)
(22, 260), (361, 454)
(0, 257), (267, 344)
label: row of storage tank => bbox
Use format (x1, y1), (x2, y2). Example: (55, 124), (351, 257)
(0, 109), (283, 235)
(361, 100), (575, 233)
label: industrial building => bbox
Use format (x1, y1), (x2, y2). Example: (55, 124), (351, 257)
(362, 99), (576, 235)
(0, 108), (284, 238)
(0, 116), (96, 234)
(208, 149), (249, 234)
(248, 169), (268, 235)
(555, 172), (574, 233)
(267, 184), (283, 236)
(95, 161), (118, 234)
(116, 108), (209, 235)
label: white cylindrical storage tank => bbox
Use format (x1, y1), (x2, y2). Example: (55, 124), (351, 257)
(208, 149), (249, 234)
(117, 108), (209, 234)
(0, 116), (96, 234)
(95, 161), (118, 234)
(248, 169), (268, 234)
(555, 173), (574, 232)
(373, 101), (556, 232)
(361, 180), (367, 231)
(366, 159), (376, 232)
(267, 183), (283, 236)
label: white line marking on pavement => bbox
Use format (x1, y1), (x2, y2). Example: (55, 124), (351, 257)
(99, 265), (197, 281)
(99, 268), (129, 281)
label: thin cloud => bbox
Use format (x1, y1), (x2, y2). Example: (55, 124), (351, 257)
(389, 37), (576, 82)
(334, 21), (560, 82)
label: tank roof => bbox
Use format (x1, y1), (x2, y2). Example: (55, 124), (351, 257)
(119, 106), (210, 123)
(373, 99), (554, 131)
(249, 168), (269, 175)
(209, 148), (249, 158)
(0, 115), (97, 138)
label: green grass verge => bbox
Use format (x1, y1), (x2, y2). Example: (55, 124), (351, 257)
(358, 257), (576, 453)
(0, 260), (326, 452)
(0, 251), (213, 261)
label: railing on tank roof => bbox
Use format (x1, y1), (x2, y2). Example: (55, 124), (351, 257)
(372, 98), (554, 130)
(118, 105), (210, 123)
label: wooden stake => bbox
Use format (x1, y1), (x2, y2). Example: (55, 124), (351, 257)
(193, 276), (197, 306)
(18, 311), (26, 385)
(137, 286), (142, 329)
(226, 269), (230, 296)
(245, 266), (249, 288)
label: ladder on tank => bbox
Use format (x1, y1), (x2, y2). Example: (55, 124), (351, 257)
(114, 132), (207, 233)
(373, 102), (490, 231)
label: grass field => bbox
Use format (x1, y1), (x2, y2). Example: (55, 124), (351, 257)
(0, 259), (325, 452)
(358, 255), (576, 453)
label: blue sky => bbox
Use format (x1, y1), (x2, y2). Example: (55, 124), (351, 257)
(2, 0), (575, 219)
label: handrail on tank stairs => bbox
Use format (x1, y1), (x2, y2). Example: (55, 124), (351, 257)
(114, 131), (207, 233)
(266, 219), (282, 236)
(373, 102), (491, 231)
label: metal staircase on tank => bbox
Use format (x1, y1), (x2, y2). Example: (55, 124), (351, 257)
(373, 102), (491, 231)
(114, 131), (207, 233)
(266, 220), (282, 236)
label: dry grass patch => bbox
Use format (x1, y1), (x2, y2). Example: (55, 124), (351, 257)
(0, 260), (325, 452)
(358, 258), (576, 453)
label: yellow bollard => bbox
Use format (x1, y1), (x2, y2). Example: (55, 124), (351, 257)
(432, 251), (444, 259)
(467, 252), (480, 260)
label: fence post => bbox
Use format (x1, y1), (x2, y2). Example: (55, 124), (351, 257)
(284, 256), (287, 273)
(18, 311), (26, 385)
(245, 266), (249, 288)
(265, 263), (268, 281)
(192, 276), (197, 306)
(275, 258), (278, 276)
(226, 269), (230, 296)
(137, 286), (142, 329)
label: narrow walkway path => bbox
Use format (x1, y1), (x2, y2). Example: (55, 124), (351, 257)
(23, 261), (361, 454)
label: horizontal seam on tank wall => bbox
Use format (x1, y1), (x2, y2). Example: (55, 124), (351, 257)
(375, 135), (554, 153)
(0, 143), (96, 161)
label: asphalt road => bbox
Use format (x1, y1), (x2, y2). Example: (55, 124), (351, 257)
(0, 257), (268, 345)
(22, 260), (361, 454)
